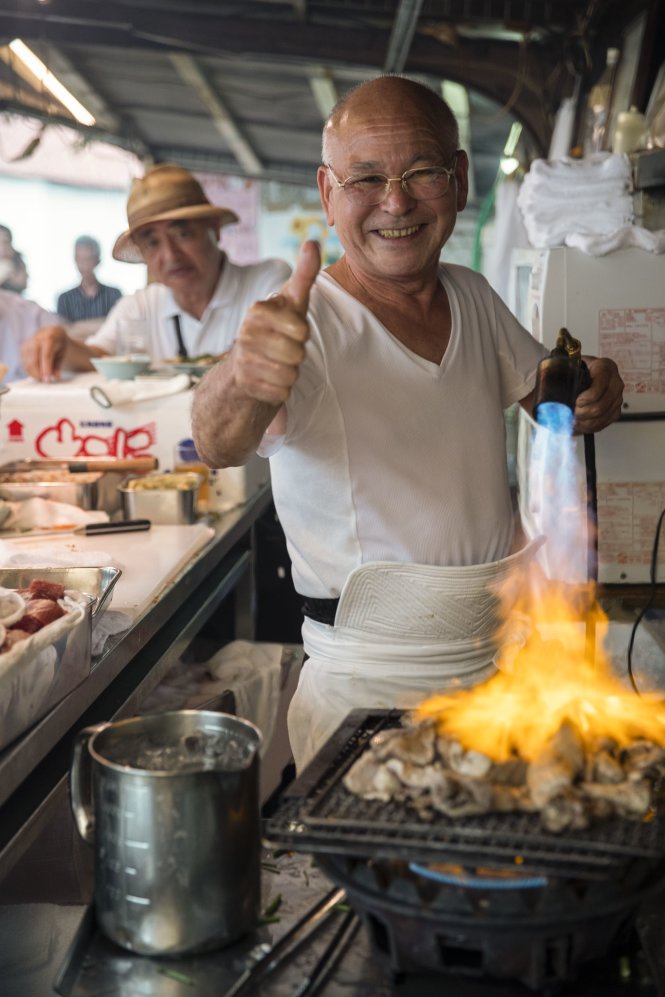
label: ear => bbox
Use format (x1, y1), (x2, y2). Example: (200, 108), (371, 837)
(453, 150), (469, 212)
(317, 165), (335, 226)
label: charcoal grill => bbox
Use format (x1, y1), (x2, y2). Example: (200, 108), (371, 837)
(264, 709), (665, 992)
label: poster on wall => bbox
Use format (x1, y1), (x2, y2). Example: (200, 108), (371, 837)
(198, 173), (261, 263)
(198, 171), (342, 269)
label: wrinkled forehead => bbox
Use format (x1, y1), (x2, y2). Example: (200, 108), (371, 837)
(327, 88), (456, 167)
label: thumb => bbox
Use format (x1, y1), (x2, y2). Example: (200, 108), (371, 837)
(282, 239), (321, 315)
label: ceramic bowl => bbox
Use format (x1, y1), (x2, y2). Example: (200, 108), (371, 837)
(91, 355), (151, 380)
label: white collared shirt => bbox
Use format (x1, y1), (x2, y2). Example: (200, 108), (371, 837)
(87, 255), (291, 361)
(0, 289), (58, 382)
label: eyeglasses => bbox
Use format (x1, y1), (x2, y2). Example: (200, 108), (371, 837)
(325, 158), (458, 206)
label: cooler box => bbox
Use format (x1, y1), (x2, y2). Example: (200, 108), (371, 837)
(0, 374), (270, 506)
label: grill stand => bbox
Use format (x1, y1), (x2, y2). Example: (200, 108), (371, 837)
(317, 852), (665, 993)
(266, 710), (665, 994)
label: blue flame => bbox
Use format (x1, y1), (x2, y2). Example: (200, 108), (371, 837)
(528, 403), (586, 583)
(535, 402), (575, 436)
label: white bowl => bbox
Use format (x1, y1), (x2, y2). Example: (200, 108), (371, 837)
(91, 355), (151, 380)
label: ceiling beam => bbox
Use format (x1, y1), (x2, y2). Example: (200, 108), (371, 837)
(384, 0), (425, 73)
(169, 53), (262, 174)
(0, 5), (574, 154)
(308, 67), (338, 119)
(441, 80), (476, 202)
(151, 143), (317, 185)
(0, 97), (150, 157)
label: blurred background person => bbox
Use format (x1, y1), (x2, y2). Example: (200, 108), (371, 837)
(56, 235), (122, 323)
(0, 287), (58, 382)
(0, 224), (13, 260)
(0, 250), (29, 296)
(23, 164), (291, 380)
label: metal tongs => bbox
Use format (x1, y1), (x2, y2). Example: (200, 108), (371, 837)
(223, 886), (358, 997)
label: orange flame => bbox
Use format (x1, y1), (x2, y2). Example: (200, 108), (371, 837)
(415, 569), (665, 762)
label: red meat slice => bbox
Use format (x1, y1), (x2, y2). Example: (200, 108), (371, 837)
(28, 579), (66, 601)
(1, 629), (31, 651)
(10, 598), (65, 634)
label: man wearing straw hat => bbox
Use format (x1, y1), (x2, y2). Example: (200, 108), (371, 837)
(22, 164), (291, 381)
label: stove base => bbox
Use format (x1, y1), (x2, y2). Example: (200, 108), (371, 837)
(317, 853), (665, 993)
(359, 902), (636, 992)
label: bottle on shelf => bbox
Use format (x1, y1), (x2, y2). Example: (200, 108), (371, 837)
(584, 47), (620, 155)
(613, 106), (648, 154)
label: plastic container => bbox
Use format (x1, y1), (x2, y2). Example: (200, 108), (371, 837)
(613, 106), (647, 154)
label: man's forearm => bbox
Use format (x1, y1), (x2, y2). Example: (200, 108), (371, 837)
(191, 360), (280, 468)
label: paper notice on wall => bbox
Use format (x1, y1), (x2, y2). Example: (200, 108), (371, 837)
(597, 481), (665, 573)
(598, 307), (665, 395)
(197, 173), (260, 263)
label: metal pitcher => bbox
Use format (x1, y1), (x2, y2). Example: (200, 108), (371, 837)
(70, 710), (262, 956)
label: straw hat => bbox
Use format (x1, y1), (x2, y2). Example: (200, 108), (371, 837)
(112, 164), (239, 263)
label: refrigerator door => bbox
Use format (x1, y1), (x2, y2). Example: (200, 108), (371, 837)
(532, 246), (665, 415)
(519, 247), (665, 585)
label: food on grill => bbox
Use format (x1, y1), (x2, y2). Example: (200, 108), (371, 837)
(1, 580), (68, 652)
(526, 718), (585, 808)
(123, 473), (200, 491)
(343, 718), (665, 832)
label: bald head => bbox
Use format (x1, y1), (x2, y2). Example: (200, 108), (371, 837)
(322, 76), (459, 164)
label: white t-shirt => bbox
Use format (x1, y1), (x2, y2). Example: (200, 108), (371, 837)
(87, 256), (291, 361)
(0, 290), (58, 382)
(264, 264), (548, 597)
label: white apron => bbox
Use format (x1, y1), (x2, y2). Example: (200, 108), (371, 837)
(287, 539), (543, 772)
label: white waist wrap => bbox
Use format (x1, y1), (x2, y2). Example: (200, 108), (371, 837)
(288, 538), (543, 772)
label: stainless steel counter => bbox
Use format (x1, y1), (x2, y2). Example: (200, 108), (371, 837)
(0, 485), (272, 883)
(2, 847), (663, 997)
(1, 499), (664, 995)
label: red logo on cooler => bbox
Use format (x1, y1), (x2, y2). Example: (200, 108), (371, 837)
(7, 419), (24, 441)
(34, 418), (157, 458)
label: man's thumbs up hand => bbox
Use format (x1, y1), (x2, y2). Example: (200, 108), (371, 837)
(282, 239), (321, 315)
(232, 241), (321, 406)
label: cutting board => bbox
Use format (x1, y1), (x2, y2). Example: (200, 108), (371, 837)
(0, 523), (214, 619)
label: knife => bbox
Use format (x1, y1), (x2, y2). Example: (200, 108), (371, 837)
(2, 457), (158, 473)
(74, 519), (151, 534)
(3, 519), (152, 540)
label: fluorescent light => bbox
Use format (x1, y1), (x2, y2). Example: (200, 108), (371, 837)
(503, 122), (523, 158)
(500, 156), (520, 176)
(9, 38), (96, 126)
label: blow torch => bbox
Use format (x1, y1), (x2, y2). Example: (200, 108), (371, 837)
(533, 328), (591, 427)
(532, 328), (598, 661)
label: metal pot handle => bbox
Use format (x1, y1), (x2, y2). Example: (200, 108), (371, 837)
(70, 723), (109, 844)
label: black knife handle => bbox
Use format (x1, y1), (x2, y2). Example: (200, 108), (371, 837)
(83, 519), (151, 534)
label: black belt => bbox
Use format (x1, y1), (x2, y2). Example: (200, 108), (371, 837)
(302, 597), (339, 625)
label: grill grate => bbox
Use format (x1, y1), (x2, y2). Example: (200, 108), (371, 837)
(265, 710), (665, 875)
